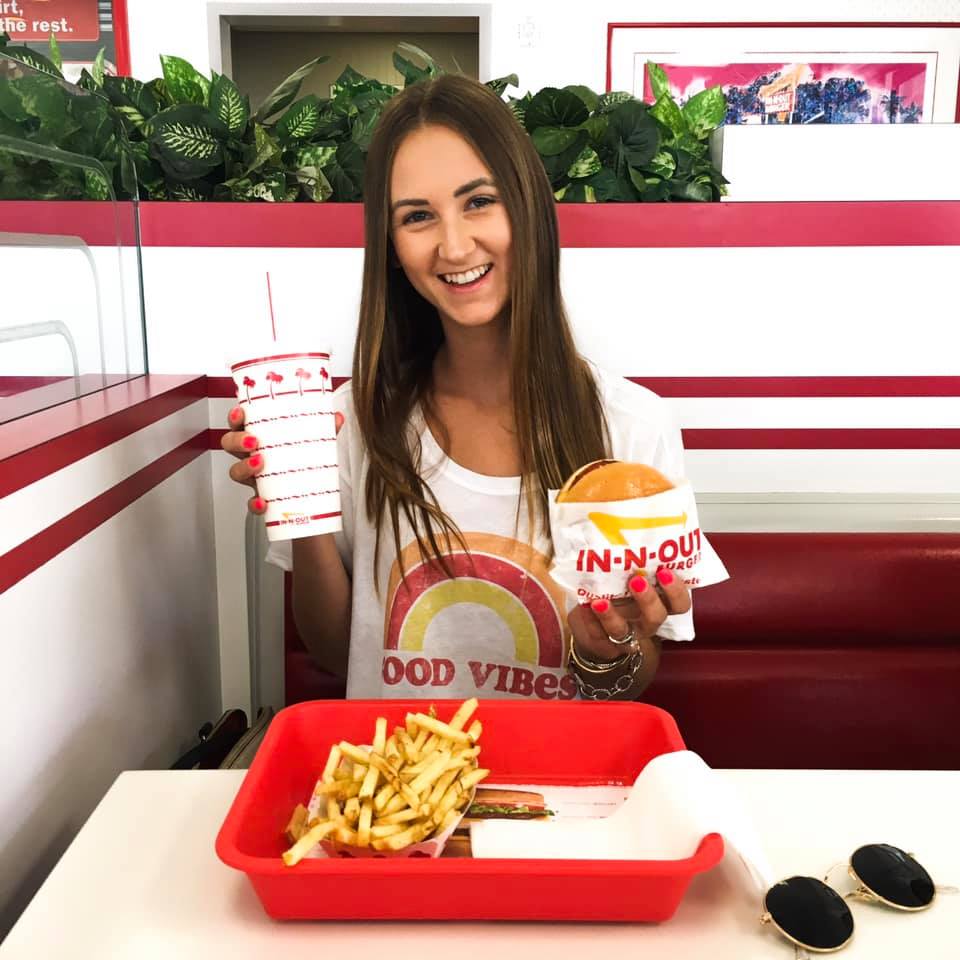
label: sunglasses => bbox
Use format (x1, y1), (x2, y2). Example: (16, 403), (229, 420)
(761, 843), (956, 955)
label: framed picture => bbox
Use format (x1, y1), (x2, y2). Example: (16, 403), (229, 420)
(2, 0), (132, 77)
(606, 22), (960, 124)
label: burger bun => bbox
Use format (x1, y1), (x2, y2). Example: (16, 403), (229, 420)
(556, 459), (673, 503)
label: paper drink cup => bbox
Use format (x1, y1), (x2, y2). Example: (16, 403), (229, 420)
(230, 351), (341, 541)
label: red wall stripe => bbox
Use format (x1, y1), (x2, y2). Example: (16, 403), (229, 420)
(0, 374), (134, 422)
(112, 0), (132, 76)
(8, 202), (960, 249)
(206, 374), (960, 400)
(0, 430), (208, 594)
(138, 201), (960, 249)
(0, 375), (205, 498)
(0, 202), (137, 246)
(555, 201), (960, 247)
(137, 202), (365, 247)
(682, 428), (960, 450)
(0, 376), (69, 397)
(206, 376), (960, 449)
(629, 377), (960, 398)
(207, 422), (958, 452)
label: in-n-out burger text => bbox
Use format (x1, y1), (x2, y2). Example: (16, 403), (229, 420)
(575, 528), (703, 573)
(381, 655), (577, 700)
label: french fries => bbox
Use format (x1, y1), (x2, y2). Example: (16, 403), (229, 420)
(281, 698), (489, 865)
(284, 804), (308, 845)
(281, 818), (338, 866)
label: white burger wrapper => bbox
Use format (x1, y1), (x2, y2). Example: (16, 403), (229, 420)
(548, 477), (729, 607)
(469, 750), (774, 897)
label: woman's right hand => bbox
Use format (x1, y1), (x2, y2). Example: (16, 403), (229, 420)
(221, 405), (344, 515)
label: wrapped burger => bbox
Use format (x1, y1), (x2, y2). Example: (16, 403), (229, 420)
(549, 459), (728, 609)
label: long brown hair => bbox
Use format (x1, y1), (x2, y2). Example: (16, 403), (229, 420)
(353, 74), (610, 585)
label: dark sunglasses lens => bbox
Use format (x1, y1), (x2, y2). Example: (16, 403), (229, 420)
(851, 844), (935, 908)
(766, 876), (854, 951)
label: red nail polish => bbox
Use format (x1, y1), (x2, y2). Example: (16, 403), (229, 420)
(629, 576), (648, 593)
(657, 569), (674, 586)
(229, 406), (242, 421)
(252, 497), (265, 512)
(242, 435), (258, 450)
(591, 599), (610, 614)
(248, 455), (262, 469)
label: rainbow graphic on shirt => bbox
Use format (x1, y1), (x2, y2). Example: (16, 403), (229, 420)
(381, 533), (576, 699)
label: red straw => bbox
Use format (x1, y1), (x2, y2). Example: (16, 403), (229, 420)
(266, 271), (277, 343)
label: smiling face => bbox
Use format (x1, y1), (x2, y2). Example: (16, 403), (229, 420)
(389, 124), (513, 332)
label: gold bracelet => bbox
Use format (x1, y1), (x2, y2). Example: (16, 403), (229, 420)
(568, 641), (630, 674)
(569, 648), (646, 701)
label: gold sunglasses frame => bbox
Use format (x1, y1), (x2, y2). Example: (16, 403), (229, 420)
(760, 849), (937, 955)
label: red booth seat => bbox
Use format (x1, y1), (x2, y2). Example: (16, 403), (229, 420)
(284, 533), (960, 769)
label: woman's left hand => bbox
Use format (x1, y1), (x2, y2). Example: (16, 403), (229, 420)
(568, 569), (692, 664)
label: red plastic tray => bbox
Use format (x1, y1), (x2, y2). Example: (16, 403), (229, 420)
(215, 699), (723, 922)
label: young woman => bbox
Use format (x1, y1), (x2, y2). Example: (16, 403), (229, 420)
(222, 74), (693, 702)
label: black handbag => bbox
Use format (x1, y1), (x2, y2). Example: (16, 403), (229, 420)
(170, 709), (248, 770)
(219, 707), (274, 769)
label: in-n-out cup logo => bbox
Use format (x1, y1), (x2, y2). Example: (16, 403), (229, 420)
(230, 351), (341, 542)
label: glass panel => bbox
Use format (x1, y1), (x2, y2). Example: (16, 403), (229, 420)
(0, 57), (145, 425)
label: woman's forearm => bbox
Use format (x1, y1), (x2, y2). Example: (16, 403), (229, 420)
(291, 535), (352, 678)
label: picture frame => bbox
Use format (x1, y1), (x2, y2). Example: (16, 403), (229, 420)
(1, 1), (132, 78)
(606, 22), (960, 124)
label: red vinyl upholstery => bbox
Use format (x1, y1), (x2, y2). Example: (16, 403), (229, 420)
(283, 577), (347, 704)
(283, 533), (960, 769)
(644, 533), (960, 769)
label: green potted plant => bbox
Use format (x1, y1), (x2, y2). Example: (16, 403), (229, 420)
(0, 36), (727, 202)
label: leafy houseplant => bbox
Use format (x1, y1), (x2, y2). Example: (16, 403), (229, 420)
(514, 63), (727, 202)
(0, 34), (727, 202)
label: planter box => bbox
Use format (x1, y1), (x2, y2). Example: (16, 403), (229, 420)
(713, 122), (960, 201)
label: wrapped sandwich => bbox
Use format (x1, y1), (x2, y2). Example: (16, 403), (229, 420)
(549, 459), (728, 611)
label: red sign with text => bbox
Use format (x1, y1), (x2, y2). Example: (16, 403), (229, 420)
(0, 0), (100, 43)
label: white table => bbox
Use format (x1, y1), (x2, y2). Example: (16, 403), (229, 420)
(2, 770), (958, 959)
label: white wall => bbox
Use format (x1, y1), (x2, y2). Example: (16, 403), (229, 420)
(1, 245), (143, 379)
(0, 401), (222, 939)
(122, 1), (960, 205)
(719, 124), (960, 200)
(146, 244), (960, 497)
(127, 0), (960, 106)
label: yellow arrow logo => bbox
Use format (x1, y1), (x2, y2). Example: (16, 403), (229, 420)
(282, 511), (305, 520)
(588, 511), (688, 546)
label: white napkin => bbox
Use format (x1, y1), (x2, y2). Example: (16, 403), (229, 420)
(469, 750), (773, 896)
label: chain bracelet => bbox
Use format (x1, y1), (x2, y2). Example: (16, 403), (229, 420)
(569, 647), (646, 701)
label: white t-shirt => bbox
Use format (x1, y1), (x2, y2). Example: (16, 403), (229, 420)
(266, 364), (694, 700)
